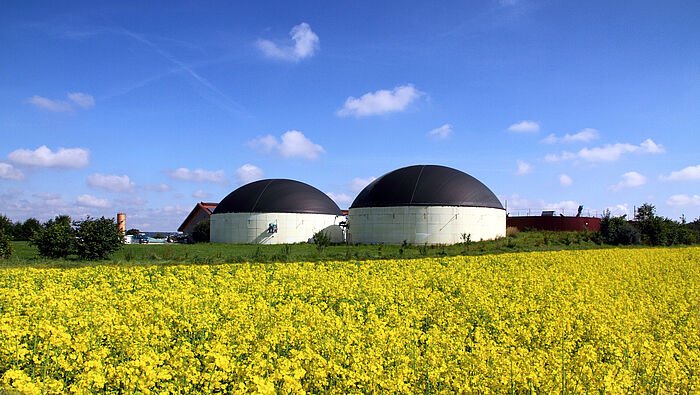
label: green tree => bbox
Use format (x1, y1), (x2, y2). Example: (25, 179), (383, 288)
(0, 230), (12, 259)
(191, 219), (210, 243)
(31, 223), (75, 258)
(43, 215), (72, 229)
(0, 214), (13, 238)
(74, 217), (123, 260)
(125, 228), (141, 236)
(599, 210), (640, 245)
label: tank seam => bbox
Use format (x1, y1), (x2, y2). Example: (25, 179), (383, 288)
(408, 165), (425, 205)
(251, 180), (273, 212)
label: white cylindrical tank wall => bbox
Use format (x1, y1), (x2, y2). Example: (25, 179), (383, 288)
(211, 212), (345, 244)
(349, 206), (505, 245)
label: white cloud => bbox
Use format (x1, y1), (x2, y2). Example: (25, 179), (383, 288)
(235, 164), (264, 185)
(76, 194), (111, 208)
(326, 192), (353, 207)
(639, 138), (665, 153)
(337, 84), (423, 117)
(87, 173), (135, 192)
(514, 160), (533, 175)
(428, 124), (454, 139)
(27, 92), (95, 112)
(143, 183), (172, 192)
(507, 120), (539, 133)
(0, 163), (25, 181)
(192, 189), (211, 199)
(660, 164), (700, 181)
(609, 171), (647, 191)
(545, 139), (665, 163)
(7, 145), (90, 168)
(115, 197), (148, 206)
(32, 192), (61, 200)
(349, 177), (376, 193)
(666, 194), (700, 207)
(606, 203), (632, 217)
(67, 92), (95, 109)
(26, 96), (73, 113)
(166, 168), (226, 183)
(542, 128), (599, 144)
(248, 130), (324, 160)
(559, 174), (573, 187)
(499, 194), (583, 215)
(256, 22), (319, 61)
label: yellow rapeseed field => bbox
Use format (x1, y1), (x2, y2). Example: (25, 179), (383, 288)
(0, 247), (698, 393)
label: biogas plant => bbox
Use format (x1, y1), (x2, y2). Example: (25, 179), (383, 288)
(208, 165), (506, 245)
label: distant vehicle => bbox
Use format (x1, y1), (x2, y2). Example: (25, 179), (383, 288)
(137, 234), (149, 244)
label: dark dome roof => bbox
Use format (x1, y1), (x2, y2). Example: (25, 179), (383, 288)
(350, 165), (504, 210)
(213, 179), (342, 215)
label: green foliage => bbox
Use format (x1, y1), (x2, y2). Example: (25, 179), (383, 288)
(312, 230), (331, 255)
(191, 219), (210, 243)
(125, 228), (141, 236)
(633, 203), (696, 246)
(0, 214), (13, 238)
(43, 215), (72, 229)
(10, 218), (43, 241)
(153, 233), (166, 239)
(31, 223), (76, 258)
(74, 217), (123, 260)
(0, 231), (12, 259)
(599, 211), (640, 245)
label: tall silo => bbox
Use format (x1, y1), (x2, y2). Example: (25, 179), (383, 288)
(210, 179), (344, 244)
(348, 165), (505, 245)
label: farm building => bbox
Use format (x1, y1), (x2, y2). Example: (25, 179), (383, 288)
(178, 202), (218, 235)
(348, 165), (505, 245)
(210, 179), (345, 244)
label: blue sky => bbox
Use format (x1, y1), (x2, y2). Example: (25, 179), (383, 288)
(1, 1), (699, 230)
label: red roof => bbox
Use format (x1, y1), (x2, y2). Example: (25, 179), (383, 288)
(177, 202), (218, 232)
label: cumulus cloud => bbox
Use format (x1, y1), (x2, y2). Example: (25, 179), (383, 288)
(248, 130), (324, 160)
(327, 192), (353, 207)
(76, 194), (111, 208)
(256, 22), (319, 61)
(514, 160), (533, 175)
(337, 84), (423, 117)
(428, 124), (454, 139)
(7, 145), (90, 168)
(666, 194), (700, 207)
(507, 120), (539, 133)
(542, 128), (599, 144)
(32, 192), (66, 207)
(87, 173), (136, 192)
(660, 164), (700, 181)
(559, 174), (573, 187)
(27, 92), (94, 112)
(192, 189), (211, 199)
(143, 183), (172, 192)
(166, 168), (226, 183)
(609, 171), (647, 191)
(235, 164), (264, 185)
(0, 163), (25, 181)
(545, 139), (665, 163)
(67, 92), (95, 109)
(349, 177), (376, 193)
(606, 203), (632, 217)
(115, 197), (148, 206)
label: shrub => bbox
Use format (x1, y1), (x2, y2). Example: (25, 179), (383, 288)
(192, 220), (210, 243)
(599, 211), (640, 245)
(125, 228), (141, 236)
(0, 231), (11, 259)
(312, 230), (331, 255)
(74, 217), (123, 260)
(506, 227), (520, 237)
(31, 223), (75, 258)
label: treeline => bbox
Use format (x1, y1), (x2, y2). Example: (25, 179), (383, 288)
(599, 203), (699, 246)
(0, 214), (123, 260)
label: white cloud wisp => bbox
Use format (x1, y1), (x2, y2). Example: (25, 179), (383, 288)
(428, 124), (454, 139)
(660, 164), (700, 181)
(545, 139), (665, 163)
(337, 84), (423, 117)
(609, 171), (647, 191)
(514, 160), (533, 175)
(166, 168), (227, 184)
(87, 173), (136, 192)
(507, 120), (540, 133)
(248, 130), (324, 160)
(8, 145), (90, 168)
(235, 164), (264, 185)
(256, 22), (319, 62)
(0, 163), (25, 181)
(542, 128), (599, 144)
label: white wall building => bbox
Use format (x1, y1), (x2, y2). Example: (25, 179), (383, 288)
(348, 165), (505, 245)
(210, 179), (345, 244)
